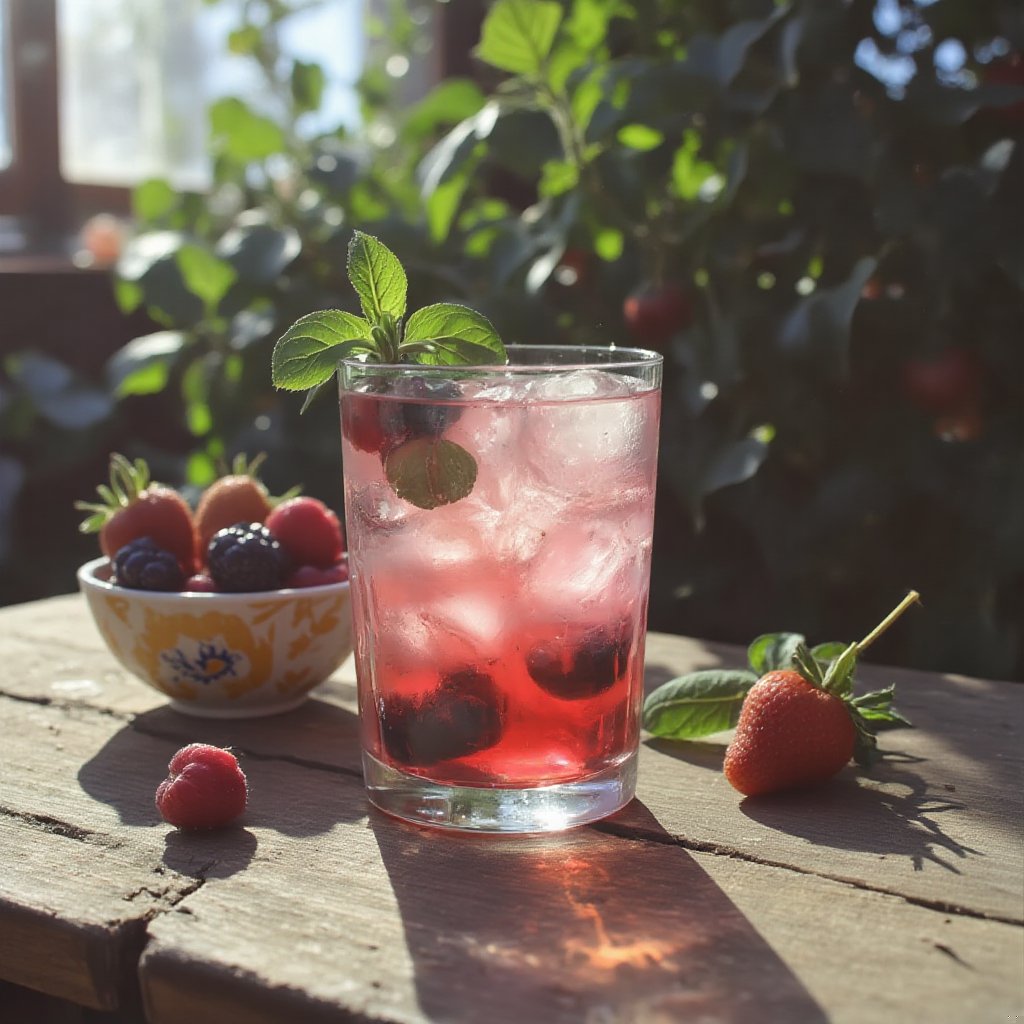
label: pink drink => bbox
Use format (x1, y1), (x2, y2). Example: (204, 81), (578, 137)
(340, 347), (662, 831)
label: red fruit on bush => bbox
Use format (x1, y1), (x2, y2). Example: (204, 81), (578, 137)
(265, 496), (345, 568)
(902, 348), (981, 414)
(284, 561), (349, 589)
(623, 283), (692, 347)
(76, 454), (198, 573)
(155, 743), (248, 830)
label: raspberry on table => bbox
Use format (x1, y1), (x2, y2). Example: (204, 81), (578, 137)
(526, 623), (632, 700)
(155, 743), (248, 830)
(379, 668), (505, 766)
(207, 522), (290, 592)
(112, 537), (186, 592)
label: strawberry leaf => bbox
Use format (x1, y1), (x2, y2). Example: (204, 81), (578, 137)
(642, 669), (758, 739)
(792, 642), (825, 687)
(811, 641), (848, 666)
(747, 632), (805, 674)
(851, 685), (912, 728)
(821, 641), (858, 697)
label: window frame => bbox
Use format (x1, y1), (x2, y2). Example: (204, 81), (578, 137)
(0, 0), (128, 260)
(0, 0), (479, 262)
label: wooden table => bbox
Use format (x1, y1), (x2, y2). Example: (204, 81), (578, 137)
(1, 593), (1021, 1023)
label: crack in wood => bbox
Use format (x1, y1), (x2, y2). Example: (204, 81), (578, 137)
(0, 804), (124, 849)
(590, 820), (1024, 928)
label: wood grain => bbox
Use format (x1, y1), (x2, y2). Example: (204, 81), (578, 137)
(0, 593), (1021, 1023)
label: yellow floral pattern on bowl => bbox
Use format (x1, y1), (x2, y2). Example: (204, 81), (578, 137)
(78, 558), (352, 718)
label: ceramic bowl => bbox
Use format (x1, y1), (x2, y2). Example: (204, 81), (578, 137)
(77, 556), (353, 718)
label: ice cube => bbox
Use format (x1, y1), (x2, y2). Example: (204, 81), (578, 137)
(525, 519), (646, 624)
(522, 369), (653, 499)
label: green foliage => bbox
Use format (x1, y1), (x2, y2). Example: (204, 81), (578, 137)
(3, 0), (1022, 679)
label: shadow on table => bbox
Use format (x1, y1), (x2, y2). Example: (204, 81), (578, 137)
(371, 800), (828, 1024)
(738, 755), (980, 872)
(77, 700), (366, 841)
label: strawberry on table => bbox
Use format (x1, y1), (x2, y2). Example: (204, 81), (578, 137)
(643, 591), (920, 797)
(76, 454), (198, 573)
(265, 496), (345, 569)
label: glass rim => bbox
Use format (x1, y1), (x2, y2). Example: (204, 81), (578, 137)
(338, 343), (663, 375)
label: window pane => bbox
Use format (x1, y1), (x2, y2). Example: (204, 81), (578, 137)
(0, 0), (11, 171)
(57, 0), (363, 190)
(58, 0), (209, 189)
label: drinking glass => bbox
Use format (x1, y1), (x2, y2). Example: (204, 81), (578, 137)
(338, 345), (662, 832)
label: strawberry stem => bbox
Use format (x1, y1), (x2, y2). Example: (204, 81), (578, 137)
(855, 591), (921, 655)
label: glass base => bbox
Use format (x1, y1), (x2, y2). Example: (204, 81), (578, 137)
(362, 749), (637, 834)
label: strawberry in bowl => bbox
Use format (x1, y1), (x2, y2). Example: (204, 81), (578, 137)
(76, 454), (352, 717)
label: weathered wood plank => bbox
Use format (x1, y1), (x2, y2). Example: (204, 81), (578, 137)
(2, 595), (1020, 921)
(138, 802), (1024, 1024)
(634, 633), (1024, 924)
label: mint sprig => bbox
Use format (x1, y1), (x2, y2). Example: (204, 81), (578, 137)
(272, 232), (507, 511)
(272, 230), (507, 397)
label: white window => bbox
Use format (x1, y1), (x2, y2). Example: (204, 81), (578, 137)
(56, 0), (363, 191)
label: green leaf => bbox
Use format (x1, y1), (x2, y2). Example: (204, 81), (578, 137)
(821, 641), (858, 697)
(216, 220), (302, 284)
(384, 438), (478, 510)
(747, 632), (805, 675)
(404, 79), (486, 140)
(642, 669), (758, 739)
(792, 643), (825, 688)
(850, 686), (912, 728)
(811, 641), (848, 666)
(272, 310), (374, 391)
(133, 179), (178, 222)
(176, 245), (237, 311)
(539, 159), (580, 197)
(671, 131), (719, 201)
(618, 124), (664, 151)
(209, 97), (285, 162)
(778, 257), (878, 376)
(106, 331), (185, 397)
(426, 173), (472, 244)
(594, 227), (623, 261)
(346, 231), (408, 323)
(475, 0), (563, 77)
(403, 303), (507, 365)
(291, 60), (326, 114)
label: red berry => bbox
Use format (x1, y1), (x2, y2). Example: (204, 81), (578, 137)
(902, 348), (981, 415)
(723, 670), (856, 797)
(155, 743), (248, 830)
(183, 573), (218, 592)
(623, 283), (692, 348)
(284, 562), (349, 588)
(77, 454), (198, 573)
(265, 497), (344, 568)
(342, 389), (387, 453)
(194, 454), (274, 556)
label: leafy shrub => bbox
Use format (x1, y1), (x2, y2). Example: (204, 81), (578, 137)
(3, 0), (1022, 678)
